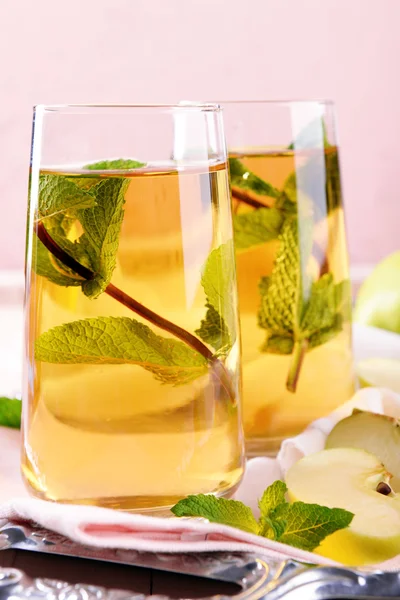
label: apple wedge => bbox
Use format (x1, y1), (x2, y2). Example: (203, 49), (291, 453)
(286, 448), (400, 565)
(326, 410), (400, 491)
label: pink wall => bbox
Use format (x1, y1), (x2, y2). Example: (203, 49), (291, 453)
(1, 0), (399, 270)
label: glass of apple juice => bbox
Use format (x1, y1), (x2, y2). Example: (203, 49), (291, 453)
(221, 100), (355, 456)
(22, 103), (244, 512)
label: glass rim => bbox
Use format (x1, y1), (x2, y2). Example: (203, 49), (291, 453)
(33, 103), (222, 115)
(215, 99), (335, 107)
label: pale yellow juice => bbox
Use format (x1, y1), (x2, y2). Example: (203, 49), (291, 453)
(230, 149), (355, 454)
(23, 163), (244, 510)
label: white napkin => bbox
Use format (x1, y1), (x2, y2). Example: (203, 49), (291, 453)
(2, 387), (400, 570)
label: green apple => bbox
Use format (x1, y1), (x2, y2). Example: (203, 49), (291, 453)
(286, 448), (400, 565)
(356, 358), (400, 393)
(354, 251), (400, 334)
(326, 409), (400, 491)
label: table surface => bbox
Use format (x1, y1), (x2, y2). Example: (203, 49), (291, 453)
(0, 548), (240, 598)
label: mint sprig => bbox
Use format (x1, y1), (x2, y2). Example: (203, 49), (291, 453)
(33, 168), (235, 395)
(35, 317), (208, 385)
(171, 480), (353, 552)
(35, 175), (129, 297)
(258, 218), (350, 391)
(0, 397), (22, 429)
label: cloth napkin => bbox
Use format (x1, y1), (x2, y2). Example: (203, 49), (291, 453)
(2, 386), (400, 570)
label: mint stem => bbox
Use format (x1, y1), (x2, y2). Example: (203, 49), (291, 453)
(286, 339), (308, 393)
(36, 222), (235, 402)
(231, 189), (271, 210)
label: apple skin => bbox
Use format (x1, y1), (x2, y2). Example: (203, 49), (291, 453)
(354, 251), (400, 334)
(286, 448), (400, 566)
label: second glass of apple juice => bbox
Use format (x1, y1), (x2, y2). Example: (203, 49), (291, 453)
(23, 103), (244, 511)
(222, 100), (355, 456)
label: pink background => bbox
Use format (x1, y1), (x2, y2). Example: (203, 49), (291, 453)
(1, 0), (399, 271)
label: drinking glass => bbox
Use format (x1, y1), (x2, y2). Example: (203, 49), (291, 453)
(221, 100), (355, 456)
(23, 104), (244, 512)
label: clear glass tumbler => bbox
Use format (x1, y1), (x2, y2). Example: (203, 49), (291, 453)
(221, 100), (355, 456)
(23, 104), (244, 511)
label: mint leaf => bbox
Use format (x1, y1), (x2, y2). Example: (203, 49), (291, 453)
(195, 303), (231, 352)
(171, 495), (260, 535)
(260, 334), (294, 354)
(270, 501), (353, 551)
(229, 158), (279, 198)
(335, 279), (352, 321)
(35, 316), (208, 385)
(258, 218), (350, 386)
(171, 480), (354, 552)
(301, 273), (336, 336)
(258, 218), (303, 342)
(78, 178), (130, 298)
(259, 480), (287, 516)
(38, 174), (96, 220)
(258, 480), (288, 538)
(233, 207), (283, 251)
(84, 158), (145, 170)
(0, 397), (22, 429)
(35, 175), (128, 298)
(198, 242), (237, 348)
(68, 177), (101, 191)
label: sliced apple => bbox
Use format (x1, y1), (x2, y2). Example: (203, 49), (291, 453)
(326, 410), (400, 491)
(357, 358), (400, 393)
(286, 448), (400, 565)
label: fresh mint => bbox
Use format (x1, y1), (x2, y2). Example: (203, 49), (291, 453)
(35, 316), (209, 385)
(33, 165), (234, 395)
(258, 479), (287, 515)
(229, 158), (279, 199)
(84, 158), (145, 170)
(197, 242), (236, 349)
(35, 175), (129, 299)
(78, 178), (130, 298)
(0, 397), (22, 429)
(258, 217), (349, 389)
(267, 500), (352, 552)
(171, 480), (353, 552)
(171, 494), (259, 534)
(233, 207), (284, 251)
(38, 174), (96, 220)
(195, 303), (231, 352)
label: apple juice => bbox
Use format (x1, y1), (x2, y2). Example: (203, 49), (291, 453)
(230, 148), (355, 455)
(23, 161), (244, 511)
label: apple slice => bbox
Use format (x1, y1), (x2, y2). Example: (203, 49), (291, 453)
(326, 410), (400, 491)
(286, 448), (400, 565)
